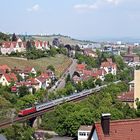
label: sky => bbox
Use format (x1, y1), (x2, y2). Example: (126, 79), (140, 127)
(0, 0), (140, 40)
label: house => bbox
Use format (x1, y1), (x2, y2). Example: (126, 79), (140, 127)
(123, 46), (139, 63)
(27, 78), (40, 91)
(11, 77), (40, 93)
(33, 40), (49, 50)
(83, 48), (97, 58)
(13, 81), (33, 93)
(19, 67), (37, 79)
(46, 69), (56, 80)
(0, 64), (11, 73)
(0, 42), (14, 55)
(100, 59), (117, 75)
(0, 73), (17, 86)
(78, 125), (92, 140)
(24, 67), (37, 75)
(95, 69), (106, 81)
(40, 73), (51, 87)
(35, 76), (48, 89)
(0, 41), (26, 55)
(76, 64), (86, 73)
(88, 113), (140, 140)
(117, 91), (134, 108)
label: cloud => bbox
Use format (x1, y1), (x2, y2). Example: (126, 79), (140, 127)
(105, 0), (122, 5)
(74, 4), (98, 12)
(27, 4), (40, 12)
(74, 0), (124, 13)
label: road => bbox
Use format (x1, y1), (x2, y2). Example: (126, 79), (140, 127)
(49, 59), (77, 92)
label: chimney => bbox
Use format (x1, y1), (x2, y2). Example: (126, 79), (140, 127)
(101, 113), (111, 136)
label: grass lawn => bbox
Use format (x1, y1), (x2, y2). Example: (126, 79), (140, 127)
(0, 54), (72, 77)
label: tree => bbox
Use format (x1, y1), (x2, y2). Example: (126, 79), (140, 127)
(113, 55), (126, 70)
(17, 94), (37, 109)
(0, 32), (10, 41)
(26, 41), (32, 51)
(49, 48), (57, 57)
(47, 65), (55, 72)
(75, 82), (83, 92)
(65, 82), (75, 95)
(12, 33), (17, 42)
(95, 78), (102, 86)
(0, 125), (35, 140)
(104, 73), (115, 82)
(18, 86), (29, 97)
(41, 82), (137, 137)
(66, 73), (71, 83)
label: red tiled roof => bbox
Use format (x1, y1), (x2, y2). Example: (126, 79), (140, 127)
(41, 73), (49, 79)
(3, 73), (17, 82)
(27, 78), (39, 85)
(36, 76), (46, 83)
(83, 70), (92, 76)
(118, 91), (134, 102)
(97, 69), (106, 76)
(24, 67), (33, 73)
(11, 86), (17, 92)
(76, 64), (86, 71)
(101, 61), (116, 68)
(94, 118), (140, 140)
(16, 81), (32, 86)
(0, 65), (11, 72)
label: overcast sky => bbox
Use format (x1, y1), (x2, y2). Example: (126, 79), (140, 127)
(0, 0), (140, 40)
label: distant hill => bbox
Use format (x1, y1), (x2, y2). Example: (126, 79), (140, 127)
(32, 34), (94, 45)
(0, 32), (10, 42)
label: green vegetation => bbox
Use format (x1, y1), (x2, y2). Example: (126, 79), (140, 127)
(75, 52), (98, 68)
(0, 32), (10, 41)
(47, 65), (55, 72)
(41, 82), (137, 137)
(0, 124), (34, 140)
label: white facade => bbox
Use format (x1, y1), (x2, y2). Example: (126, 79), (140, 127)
(78, 130), (91, 140)
(0, 75), (10, 86)
(100, 66), (117, 75)
(30, 68), (37, 76)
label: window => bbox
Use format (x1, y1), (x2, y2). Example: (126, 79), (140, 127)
(79, 132), (86, 136)
(87, 132), (90, 136)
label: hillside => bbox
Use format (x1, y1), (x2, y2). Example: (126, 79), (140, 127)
(0, 54), (71, 77)
(33, 34), (93, 45)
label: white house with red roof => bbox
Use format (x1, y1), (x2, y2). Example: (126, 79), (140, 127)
(0, 40), (26, 55)
(0, 73), (17, 86)
(0, 42), (14, 55)
(34, 40), (49, 50)
(78, 125), (92, 140)
(35, 73), (51, 89)
(19, 67), (37, 79)
(100, 58), (117, 75)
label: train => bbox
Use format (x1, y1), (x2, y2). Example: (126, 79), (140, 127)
(18, 81), (120, 116)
